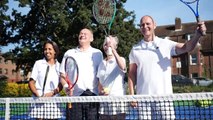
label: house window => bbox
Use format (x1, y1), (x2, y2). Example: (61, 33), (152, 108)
(0, 68), (2, 74)
(191, 73), (198, 78)
(0, 58), (2, 63)
(4, 69), (8, 74)
(190, 54), (197, 65)
(12, 69), (16, 75)
(20, 70), (24, 76)
(176, 61), (181, 68)
(185, 34), (194, 41)
(200, 54), (203, 65)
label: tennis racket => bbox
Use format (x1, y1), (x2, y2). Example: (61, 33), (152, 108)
(93, 0), (116, 36)
(65, 56), (79, 108)
(179, 0), (206, 35)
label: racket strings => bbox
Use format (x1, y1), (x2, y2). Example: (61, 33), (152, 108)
(65, 58), (78, 87)
(93, 0), (116, 24)
(65, 67), (77, 81)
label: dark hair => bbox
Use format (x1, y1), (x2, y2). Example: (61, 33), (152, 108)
(43, 40), (59, 59)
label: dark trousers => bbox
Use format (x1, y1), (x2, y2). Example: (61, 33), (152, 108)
(66, 89), (99, 120)
(66, 102), (99, 120)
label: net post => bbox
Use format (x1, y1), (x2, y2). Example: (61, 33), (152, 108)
(5, 98), (10, 120)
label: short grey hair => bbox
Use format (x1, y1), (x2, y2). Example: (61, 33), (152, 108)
(103, 35), (119, 49)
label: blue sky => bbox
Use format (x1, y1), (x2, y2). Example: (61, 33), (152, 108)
(1, 0), (213, 53)
(124, 0), (213, 26)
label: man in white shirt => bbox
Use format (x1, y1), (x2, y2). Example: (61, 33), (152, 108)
(60, 28), (103, 120)
(128, 15), (206, 119)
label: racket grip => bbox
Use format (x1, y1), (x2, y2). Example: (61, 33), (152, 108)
(196, 17), (206, 36)
(68, 103), (72, 108)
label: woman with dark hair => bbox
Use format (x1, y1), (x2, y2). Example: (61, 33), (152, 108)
(28, 40), (63, 120)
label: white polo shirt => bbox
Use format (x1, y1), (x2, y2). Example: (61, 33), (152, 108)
(30, 59), (60, 96)
(97, 57), (126, 96)
(129, 36), (177, 95)
(60, 46), (103, 96)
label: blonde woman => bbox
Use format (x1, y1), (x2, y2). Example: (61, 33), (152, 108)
(97, 35), (126, 120)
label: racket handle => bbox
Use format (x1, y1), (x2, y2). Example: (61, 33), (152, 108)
(196, 17), (206, 36)
(68, 103), (72, 108)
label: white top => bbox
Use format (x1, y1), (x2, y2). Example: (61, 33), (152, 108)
(97, 57), (126, 96)
(31, 59), (60, 96)
(129, 36), (177, 95)
(60, 46), (103, 96)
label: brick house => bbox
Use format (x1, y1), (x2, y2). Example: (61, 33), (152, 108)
(0, 53), (23, 82)
(155, 18), (213, 79)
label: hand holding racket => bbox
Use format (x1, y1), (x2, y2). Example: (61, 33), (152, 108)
(93, 0), (116, 36)
(179, 0), (206, 35)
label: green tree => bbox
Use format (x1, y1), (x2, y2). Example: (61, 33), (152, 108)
(0, 0), (11, 47)
(0, 75), (8, 97)
(1, 0), (141, 76)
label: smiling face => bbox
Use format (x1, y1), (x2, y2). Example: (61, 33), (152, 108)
(78, 28), (93, 46)
(140, 16), (156, 41)
(44, 43), (56, 61)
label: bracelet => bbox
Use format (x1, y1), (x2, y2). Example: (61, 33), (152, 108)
(53, 89), (58, 95)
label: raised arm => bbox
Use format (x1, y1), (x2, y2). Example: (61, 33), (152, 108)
(112, 48), (126, 71)
(176, 21), (206, 55)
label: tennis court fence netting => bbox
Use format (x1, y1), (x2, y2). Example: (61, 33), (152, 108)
(0, 92), (213, 120)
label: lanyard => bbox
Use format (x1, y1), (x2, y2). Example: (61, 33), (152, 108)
(42, 66), (49, 96)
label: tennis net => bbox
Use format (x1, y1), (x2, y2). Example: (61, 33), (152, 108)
(0, 92), (212, 120)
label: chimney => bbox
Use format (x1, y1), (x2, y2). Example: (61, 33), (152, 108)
(175, 17), (182, 31)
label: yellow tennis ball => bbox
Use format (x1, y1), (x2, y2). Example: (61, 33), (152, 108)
(198, 100), (211, 107)
(104, 87), (109, 94)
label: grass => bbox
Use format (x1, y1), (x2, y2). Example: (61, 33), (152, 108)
(173, 99), (213, 107)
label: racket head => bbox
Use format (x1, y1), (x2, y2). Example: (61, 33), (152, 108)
(93, 0), (116, 24)
(93, 0), (116, 35)
(180, 0), (205, 35)
(65, 56), (79, 90)
(179, 0), (199, 17)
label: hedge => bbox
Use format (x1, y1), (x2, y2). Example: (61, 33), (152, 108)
(0, 83), (65, 97)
